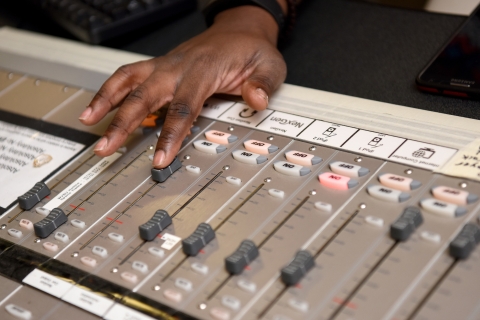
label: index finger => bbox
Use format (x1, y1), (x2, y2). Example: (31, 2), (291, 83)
(153, 69), (216, 168)
(80, 60), (155, 126)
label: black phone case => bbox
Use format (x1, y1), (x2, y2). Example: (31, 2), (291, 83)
(416, 4), (480, 99)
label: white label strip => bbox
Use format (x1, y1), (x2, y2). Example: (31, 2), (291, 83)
(256, 111), (314, 137)
(298, 120), (358, 147)
(42, 152), (122, 211)
(160, 233), (182, 250)
(23, 269), (73, 298)
(390, 140), (457, 170)
(200, 98), (236, 119)
(218, 103), (274, 128)
(201, 98), (458, 171)
(104, 303), (156, 320)
(62, 286), (115, 317)
(341, 131), (406, 158)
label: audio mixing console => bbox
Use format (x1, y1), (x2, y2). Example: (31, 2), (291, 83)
(0, 27), (480, 320)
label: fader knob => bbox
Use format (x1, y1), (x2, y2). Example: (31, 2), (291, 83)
(18, 182), (50, 210)
(151, 157), (182, 183)
(34, 208), (67, 238)
(281, 250), (315, 286)
(225, 240), (259, 275)
(139, 210), (172, 241)
(390, 206), (423, 241)
(182, 223), (215, 256)
(449, 223), (480, 259)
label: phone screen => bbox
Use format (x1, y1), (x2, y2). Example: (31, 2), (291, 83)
(418, 6), (480, 91)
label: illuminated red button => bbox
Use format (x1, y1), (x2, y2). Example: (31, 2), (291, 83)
(432, 186), (478, 205)
(318, 172), (358, 190)
(243, 140), (278, 155)
(285, 150), (322, 166)
(379, 173), (421, 191)
(205, 130), (237, 145)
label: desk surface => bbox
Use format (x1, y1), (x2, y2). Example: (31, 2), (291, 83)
(1, 0), (480, 120)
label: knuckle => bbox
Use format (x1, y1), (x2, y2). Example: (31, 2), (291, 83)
(194, 51), (216, 65)
(166, 52), (185, 65)
(149, 97), (166, 113)
(94, 87), (117, 109)
(126, 84), (149, 105)
(107, 118), (130, 137)
(167, 102), (192, 120)
(94, 87), (109, 102)
(116, 64), (133, 79)
(251, 74), (276, 92)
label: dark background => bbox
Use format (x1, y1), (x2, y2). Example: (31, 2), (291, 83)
(1, 0), (480, 119)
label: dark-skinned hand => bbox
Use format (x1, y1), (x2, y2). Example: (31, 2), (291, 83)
(79, 5), (287, 168)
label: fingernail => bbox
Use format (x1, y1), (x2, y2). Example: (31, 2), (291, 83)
(256, 88), (269, 102)
(94, 137), (108, 152)
(153, 150), (166, 167)
(79, 106), (92, 121)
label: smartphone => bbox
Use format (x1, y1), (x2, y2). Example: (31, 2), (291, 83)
(416, 4), (480, 98)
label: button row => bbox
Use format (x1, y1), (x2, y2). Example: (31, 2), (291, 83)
(419, 185), (477, 218)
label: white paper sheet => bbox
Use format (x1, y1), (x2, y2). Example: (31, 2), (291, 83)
(0, 121), (85, 208)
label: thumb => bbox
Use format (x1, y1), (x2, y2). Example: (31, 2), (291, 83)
(241, 58), (286, 110)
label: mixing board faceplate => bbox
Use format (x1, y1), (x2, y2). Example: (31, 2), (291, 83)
(0, 27), (480, 320)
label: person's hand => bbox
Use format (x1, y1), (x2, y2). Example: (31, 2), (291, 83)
(79, 5), (287, 168)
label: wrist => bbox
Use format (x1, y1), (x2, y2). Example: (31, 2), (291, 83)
(212, 6), (281, 45)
